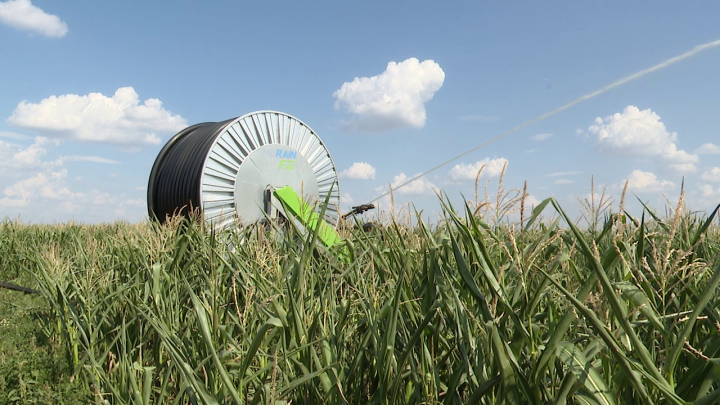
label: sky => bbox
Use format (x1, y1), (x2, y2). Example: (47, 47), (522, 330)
(1, 0), (719, 224)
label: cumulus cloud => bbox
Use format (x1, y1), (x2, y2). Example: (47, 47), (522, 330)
(701, 167), (720, 183)
(0, 196), (27, 207)
(0, 0), (67, 37)
(375, 173), (437, 196)
(0, 135), (139, 220)
(588, 106), (698, 173)
(1, 169), (79, 207)
(624, 170), (674, 193)
(689, 183), (720, 211)
(60, 155), (121, 164)
(530, 133), (553, 141)
(339, 162), (376, 180)
(7, 87), (187, 146)
(0, 130), (30, 140)
(697, 183), (720, 201)
(696, 143), (720, 155)
(333, 58), (445, 132)
(123, 198), (145, 207)
(0, 166), (145, 220)
(700, 184), (715, 198)
(0, 136), (121, 172)
(524, 194), (541, 208)
(341, 192), (354, 206)
(447, 158), (507, 182)
(339, 192), (356, 213)
(546, 171), (582, 177)
(0, 136), (58, 170)
(668, 163), (698, 174)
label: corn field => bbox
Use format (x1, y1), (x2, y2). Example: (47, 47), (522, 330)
(1, 191), (720, 404)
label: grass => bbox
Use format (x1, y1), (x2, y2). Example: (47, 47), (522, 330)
(1, 183), (720, 404)
(0, 223), (90, 404)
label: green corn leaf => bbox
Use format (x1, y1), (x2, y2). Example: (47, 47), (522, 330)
(694, 388), (720, 405)
(550, 199), (673, 392)
(465, 376), (501, 405)
(613, 281), (667, 335)
(490, 322), (520, 405)
(690, 203), (719, 246)
(553, 372), (578, 405)
(556, 342), (616, 405)
(665, 258), (720, 384)
(525, 197), (553, 229)
(637, 198), (669, 232)
(239, 317), (284, 382)
(276, 365), (335, 399)
(189, 289), (243, 405)
(447, 224), (493, 321)
(539, 268), (653, 405)
(390, 300), (441, 403)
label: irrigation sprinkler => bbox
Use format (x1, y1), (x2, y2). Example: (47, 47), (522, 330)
(147, 111), (357, 247)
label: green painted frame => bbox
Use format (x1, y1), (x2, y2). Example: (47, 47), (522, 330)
(272, 186), (341, 248)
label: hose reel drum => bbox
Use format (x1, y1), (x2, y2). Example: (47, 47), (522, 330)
(147, 111), (341, 232)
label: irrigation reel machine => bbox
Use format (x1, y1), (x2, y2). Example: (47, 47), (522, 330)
(2, 111), (368, 295)
(146, 110), (373, 248)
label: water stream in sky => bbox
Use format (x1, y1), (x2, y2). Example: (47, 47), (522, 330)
(369, 38), (720, 203)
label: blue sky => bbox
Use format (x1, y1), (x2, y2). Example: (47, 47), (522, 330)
(1, 0), (719, 223)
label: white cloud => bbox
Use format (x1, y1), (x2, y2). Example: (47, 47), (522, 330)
(0, 137), (144, 221)
(333, 58), (445, 132)
(90, 192), (118, 205)
(339, 192), (356, 214)
(341, 192), (354, 206)
(123, 198), (145, 207)
(60, 155), (122, 164)
(0, 130), (30, 140)
(624, 170), (674, 193)
(546, 171), (583, 177)
(376, 173), (437, 195)
(590, 106), (673, 155)
(0, 167), (146, 220)
(701, 167), (720, 183)
(530, 133), (553, 141)
(588, 106), (698, 173)
(339, 162), (376, 180)
(577, 192), (612, 210)
(690, 184), (720, 211)
(7, 87), (187, 147)
(0, 0), (67, 37)
(0, 136), (58, 170)
(1, 169), (80, 207)
(0, 137), (121, 172)
(554, 179), (574, 184)
(524, 149), (536, 154)
(696, 143), (720, 155)
(700, 184), (716, 198)
(0, 196), (27, 207)
(447, 158), (507, 182)
(668, 163), (698, 174)
(524, 194), (541, 208)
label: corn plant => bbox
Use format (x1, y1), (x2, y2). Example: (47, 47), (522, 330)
(3, 193), (720, 404)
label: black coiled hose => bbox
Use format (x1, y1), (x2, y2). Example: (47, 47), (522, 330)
(147, 119), (233, 222)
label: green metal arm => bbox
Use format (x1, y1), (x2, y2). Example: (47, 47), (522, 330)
(272, 186), (342, 248)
